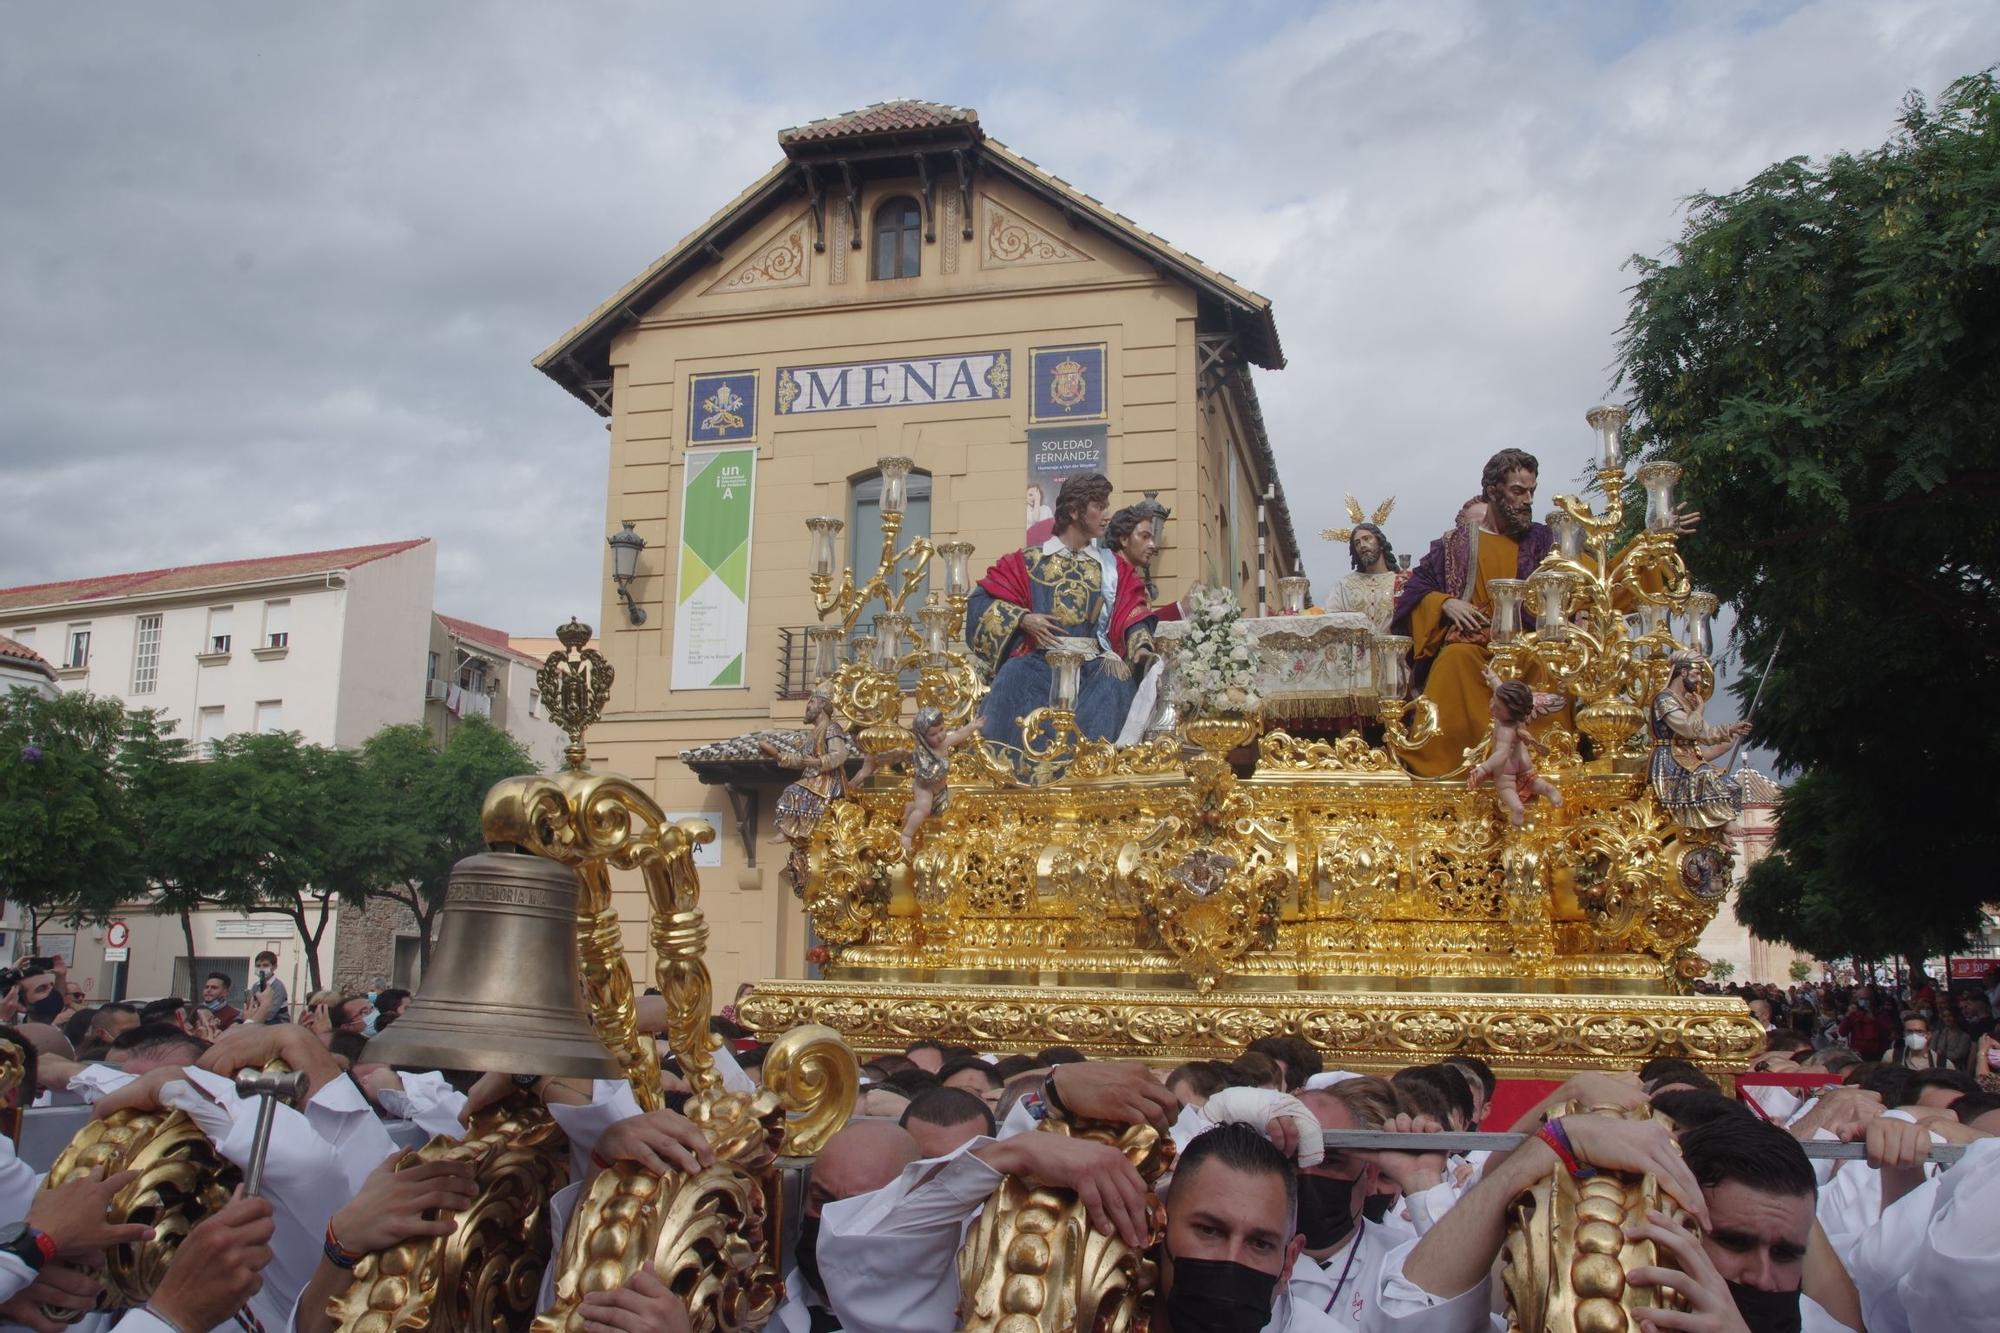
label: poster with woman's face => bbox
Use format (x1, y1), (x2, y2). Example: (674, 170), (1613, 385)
(1026, 425), (1108, 545)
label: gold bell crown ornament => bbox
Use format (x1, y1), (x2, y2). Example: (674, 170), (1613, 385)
(360, 850), (620, 1079)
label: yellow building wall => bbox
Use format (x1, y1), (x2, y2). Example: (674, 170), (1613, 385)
(580, 172), (1285, 999)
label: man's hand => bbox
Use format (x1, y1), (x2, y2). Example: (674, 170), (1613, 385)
(1864, 1116), (1934, 1172)
(1046, 1062), (1179, 1130)
(1625, 1209), (1751, 1333)
(1018, 613), (1061, 650)
(26, 1169), (155, 1258)
(0, 1265), (101, 1333)
(577, 1264), (691, 1333)
(1558, 1116), (1708, 1227)
(329, 1155), (478, 1255)
(89, 1067), (193, 1121)
(1667, 507), (1704, 538)
(979, 1134), (1152, 1249)
(1441, 598), (1487, 633)
(594, 1110), (718, 1176)
(0, 984), (23, 1023)
(1789, 1087), (1881, 1143)
(189, 1007), (221, 1042)
(197, 1020), (340, 1096)
(241, 988), (274, 1022)
(145, 1194), (275, 1332)
(1372, 1112), (1448, 1195)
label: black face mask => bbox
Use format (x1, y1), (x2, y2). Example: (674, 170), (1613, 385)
(1163, 1252), (1278, 1333)
(28, 989), (64, 1021)
(793, 1213), (825, 1301)
(1726, 1280), (1803, 1333)
(1361, 1192), (1396, 1225)
(1296, 1173), (1358, 1251)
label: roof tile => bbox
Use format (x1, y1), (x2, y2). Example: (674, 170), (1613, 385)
(0, 634), (54, 675)
(779, 100), (979, 146)
(0, 540), (431, 614)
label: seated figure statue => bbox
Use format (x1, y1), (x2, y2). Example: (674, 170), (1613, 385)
(967, 472), (1157, 771)
(1390, 449), (1557, 776)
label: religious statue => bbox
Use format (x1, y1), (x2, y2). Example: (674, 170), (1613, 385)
(967, 472), (1157, 769)
(759, 684), (853, 892)
(1105, 495), (1175, 608)
(1328, 518), (1406, 636)
(1649, 651), (1751, 833)
(854, 706), (986, 854)
(1390, 451), (1558, 774)
(1468, 677), (1563, 825)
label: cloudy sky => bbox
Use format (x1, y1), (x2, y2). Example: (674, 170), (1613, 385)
(3, 1), (1992, 710)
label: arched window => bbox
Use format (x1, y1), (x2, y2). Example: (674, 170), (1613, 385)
(849, 468), (933, 649)
(871, 197), (922, 281)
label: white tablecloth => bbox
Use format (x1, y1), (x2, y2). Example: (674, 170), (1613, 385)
(1157, 611), (1377, 722)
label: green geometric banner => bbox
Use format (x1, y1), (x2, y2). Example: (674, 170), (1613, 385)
(672, 447), (756, 689)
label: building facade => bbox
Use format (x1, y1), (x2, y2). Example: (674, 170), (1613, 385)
(0, 541), (561, 1002)
(1693, 769), (1814, 985)
(537, 101), (1302, 1001)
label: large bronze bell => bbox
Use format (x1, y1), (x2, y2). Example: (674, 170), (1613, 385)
(363, 850), (621, 1079)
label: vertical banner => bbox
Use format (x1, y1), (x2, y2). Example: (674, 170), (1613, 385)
(673, 447), (757, 689)
(1024, 423), (1109, 546)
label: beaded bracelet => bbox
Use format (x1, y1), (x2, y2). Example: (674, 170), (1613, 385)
(323, 1221), (367, 1270)
(1537, 1117), (1597, 1180)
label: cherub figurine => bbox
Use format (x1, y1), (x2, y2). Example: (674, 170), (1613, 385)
(855, 706), (984, 855)
(1468, 676), (1563, 825)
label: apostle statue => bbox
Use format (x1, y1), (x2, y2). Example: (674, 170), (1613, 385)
(1328, 521), (1405, 635)
(968, 472), (1158, 767)
(1649, 651), (1752, 834)
(1389, 449), (1557, 775)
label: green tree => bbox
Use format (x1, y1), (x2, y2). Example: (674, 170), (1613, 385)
(1617, 72), (2000, 973)
(0, 691), (145, 948)
(115, 709), (212, 987)
(1788, 958), (1814, 985)
(1708, 959), (1737, 984)
(362, 718), (534, 973)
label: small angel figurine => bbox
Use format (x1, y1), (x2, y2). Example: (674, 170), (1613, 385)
(1468, 677), (1563, 826)
(856, 706), (985, 854)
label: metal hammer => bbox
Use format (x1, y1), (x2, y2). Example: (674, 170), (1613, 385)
(233, 1069), (310, 1198)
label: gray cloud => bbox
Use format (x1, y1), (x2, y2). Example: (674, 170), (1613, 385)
(3, 0), (1992, 750)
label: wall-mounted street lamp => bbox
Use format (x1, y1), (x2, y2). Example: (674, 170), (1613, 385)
(608, 521), (648, 625)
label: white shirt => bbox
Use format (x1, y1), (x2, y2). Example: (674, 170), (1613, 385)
(64, 1063), (136, 1104)
(1366, 1234), (1506, 1333)
(1288, 1220), (1403, 1331)
(1896, 1136), (2000, 1330)
(0, 1252), (34, 1307)
(373, 1070), (471, 1141)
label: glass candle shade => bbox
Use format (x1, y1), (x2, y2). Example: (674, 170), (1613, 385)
(1586, 404), (1628, 472)
(1637, 461), (1682, 532)
(808, 625), (842, 680)
(871, 614), (909, 670)
(1684, 591), (1719, 657)
(1633, 603), (1667, 659)
(1528, 569), (1574, 640)
(918, 601), (954, 659)
(1045, 649), (1083, 712)
(1372, 635), (1413, 698)
(877, 456), (916, 517)
(1487, 579), (1526, 644)
(806, 516), (844, 578)
(1277, 576), (1310, 616)
(937, 541), (976, 597)
(850, 634), (876, 669)
(1548, 509), (1586, 563)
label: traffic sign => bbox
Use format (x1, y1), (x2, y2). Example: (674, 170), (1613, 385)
(105, 921), (130, 949)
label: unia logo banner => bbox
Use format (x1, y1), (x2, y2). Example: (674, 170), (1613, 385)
(673, 447), (757, 689)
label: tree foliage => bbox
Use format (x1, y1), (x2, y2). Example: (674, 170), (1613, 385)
(361, 718), (534, 972)
(1617, 72), (2000, 965)
(0, 691), (146, 943)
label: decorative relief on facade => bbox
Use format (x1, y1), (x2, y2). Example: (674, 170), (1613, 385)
(981, 198), (1092, 268)
(830, 207), (849, 284)
(704, 216), (811, 294)
(941, 190), (961, 274)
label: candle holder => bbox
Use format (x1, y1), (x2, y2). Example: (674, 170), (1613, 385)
(806, 457), (938, 631)
(1046, 648), (1083, 712)
(807, 625), (843, 682)
(806, 516), (844, 581)
(1527, 568), (1576, 641)
(850, 633), (876, 669)
(918, 598), (955, 662)
(1587, 404), (1627, 472)
(1016, 649), (1083, 765)
(1277, 576), (1310, 616)
(877, 456), (915, 520)
(1637, 461), (1682, 532)
(1683, 591), (1718, 657)
(1487, 579), (1526, 645)
(1548, 510), (1586, 564)
(871, 614), (910, 672)
(1371, 635), (1412, 700)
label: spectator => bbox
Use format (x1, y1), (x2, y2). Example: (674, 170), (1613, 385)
(138, 996), (189, 1031)
(1034, 1046), (1088, 1068)
(1889, 1011), (1948, 1070)
(1935, 1004), (1974, 1068)
(106, 1022), (207, 1071)
(1440, 1055), (1496, 1127)
(246, 949), (290, 1024)
(902, 1039), (947, 1074)
(1229, 1050), (1286, 1091)
(0, 967), (63, 1025)
(1166, 1060), (1238, 1108)
(199, 972), (242, 1030)
(1247, 1034), (1324, 1092)
(1906, 1068), (1979, 1110)
(989, 1053), (1038, 1083)
(898, 1087), (995, 1158)
(373, 988), (412, 1030)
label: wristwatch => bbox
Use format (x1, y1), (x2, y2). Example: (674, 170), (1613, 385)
(0, 1222), (54, 1273)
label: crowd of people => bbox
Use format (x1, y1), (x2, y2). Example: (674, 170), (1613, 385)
(1, 959), (1996, 1332)
(1700, 970), (2000, 1078)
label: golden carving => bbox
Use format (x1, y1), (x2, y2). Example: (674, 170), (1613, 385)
(37, 1107), (241, 1318)
(1501, 1106), (1692, 1332)
(760, 1023), (860, 1157)
(982, 198), (1092, 267)
(703, 216), (811, 293)
(329, 1094), (570, 1333)
(956, 1119), (1171, 1332)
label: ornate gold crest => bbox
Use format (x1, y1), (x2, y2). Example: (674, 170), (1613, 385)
(1321, 494), (1397, 543)
(1048, 355), (1088, 412)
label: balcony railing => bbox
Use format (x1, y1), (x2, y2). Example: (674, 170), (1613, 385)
(774, 625), (930, 700)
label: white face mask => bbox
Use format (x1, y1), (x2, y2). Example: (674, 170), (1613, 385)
(1905, 1033), (1928, 1052)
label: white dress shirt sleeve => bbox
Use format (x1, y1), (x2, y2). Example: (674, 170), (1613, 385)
(535, 1178), (588, 1315)
(372, 1070), (471, 1142)
(0, 1250), (36, 1306)
(0, 1134), (40, 1226)
(304, 1074), (401, 1197)
(64, 1063), (136, 1105)
(1895, 1136), (2000, 1330)
(818, 1137), (1005, 1333)
(545, 1080), (644, 1182)
(1364, 1234), (1506, 1333)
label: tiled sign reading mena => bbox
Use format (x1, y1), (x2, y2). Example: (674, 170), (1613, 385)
(775, 350), (1010, 415)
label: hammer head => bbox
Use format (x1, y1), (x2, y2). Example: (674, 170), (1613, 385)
(234, 1068), (311, 1107)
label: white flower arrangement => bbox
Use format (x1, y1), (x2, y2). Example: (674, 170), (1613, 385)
(1170, 586), (1263, 716)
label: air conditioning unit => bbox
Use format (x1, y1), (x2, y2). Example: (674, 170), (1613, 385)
(426, 679), (449, 701)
